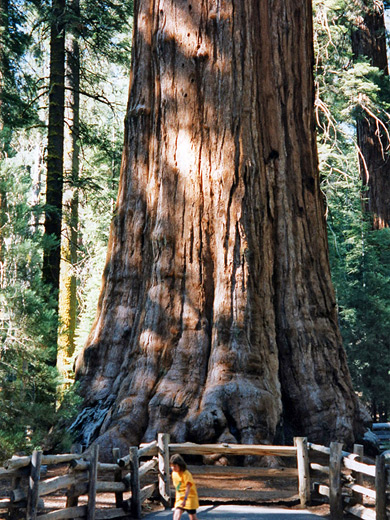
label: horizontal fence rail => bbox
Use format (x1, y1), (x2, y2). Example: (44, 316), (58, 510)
(169, 443), (298, 457)
(309, 441), (389, 520)
(0, 434), (389, 520)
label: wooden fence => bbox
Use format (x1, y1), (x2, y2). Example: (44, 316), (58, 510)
(309, 441), (389, 520)
(0, 434), (389, 520)
(0, 439), (160, 520)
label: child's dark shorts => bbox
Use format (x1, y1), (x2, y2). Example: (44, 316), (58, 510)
(177, 507), (197, 514)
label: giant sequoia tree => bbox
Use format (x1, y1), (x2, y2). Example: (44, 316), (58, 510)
(74, 0), (366, 457)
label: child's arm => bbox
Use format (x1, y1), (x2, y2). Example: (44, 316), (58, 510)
(181, 482), (192, 507)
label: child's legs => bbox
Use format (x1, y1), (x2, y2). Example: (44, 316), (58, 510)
(173, 508), (184, 520)
(188, 513), (198, 520)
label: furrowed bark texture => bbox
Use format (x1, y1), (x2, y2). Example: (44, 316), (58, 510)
(75, 0), (364, 458)
(352, 1), (390, 229)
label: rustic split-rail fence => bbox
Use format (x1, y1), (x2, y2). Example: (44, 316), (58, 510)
(0, 434), (389, 520)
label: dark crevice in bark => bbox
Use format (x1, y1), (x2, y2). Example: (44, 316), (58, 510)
(225, 408), (241, 443)
(229, 222), (241, 328)
(179, 241), (187, 335)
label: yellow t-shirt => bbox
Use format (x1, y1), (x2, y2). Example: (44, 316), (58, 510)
(172, 469), (199, 510)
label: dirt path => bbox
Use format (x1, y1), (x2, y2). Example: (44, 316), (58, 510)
(144, 505), (330, 519)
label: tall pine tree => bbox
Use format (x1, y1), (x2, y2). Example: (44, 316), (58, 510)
(43, 0), (66, 362)
(313, 0), (390, 420)
(352, 0), (390, 229)
(57, 0), (80, 388)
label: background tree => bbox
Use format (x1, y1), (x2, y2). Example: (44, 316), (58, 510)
(313, 0), (390, 420)
(0, 1), (60, 458)
(0, 0), (132, 460)
(0, 0), (8, 152)
(74, 0), (365, 458)
(57, 0), (80, 388)
(0, 0), (9, 264)
(43, 0), (66, 362)
(56, 0), (133, 386)
(351, 0), (390, 229)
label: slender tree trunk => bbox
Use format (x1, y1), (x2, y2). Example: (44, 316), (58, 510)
(44, 0), (66, 293)
(43, 0), (66, 358)
(352, 0), (390, 229)
(0, 0), (7, 148)
(57, 0), (80, 387)
(74, 0), (365, 459)
(0, 0), (8, 275)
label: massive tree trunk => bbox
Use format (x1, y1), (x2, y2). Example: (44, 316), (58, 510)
(74, 0), (365, 458)
(352, 0), (390, 229)
(58, 0), (80, 388)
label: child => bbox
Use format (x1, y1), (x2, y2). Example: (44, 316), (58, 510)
(170, 454), (199, 520)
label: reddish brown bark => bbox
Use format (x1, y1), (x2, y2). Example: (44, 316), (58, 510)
(74, 0), (365, 458)
(352, 0), (390, 229)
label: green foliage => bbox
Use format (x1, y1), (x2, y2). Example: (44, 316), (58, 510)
(76, 0), (133, 63)
(67, 1), (131, 359)
(0, 0), (131, 457)
(0, 131), (87, 461)
(0, 1), (42, 154)
(74, 100), (124, 355)
(0, 142), (58, 460)
(314, 0), (390, 420)
(314, 0), (390, 134)
(326, 168), (390, 418)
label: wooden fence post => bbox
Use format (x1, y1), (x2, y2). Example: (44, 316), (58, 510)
(352, 444), (364, 505)
(112, 447), (123, 508)
(329, 442), (343, 520)
(87, 444), (99, 520)
(158, 433), (171, 508)
(294, 437), (310, 507)
(9, 470), (24, 520)
(66, 444), (83, 510)
(375, 453), (386, 520)
(26, 449), (42, 520)
(130, 446), (141, 519)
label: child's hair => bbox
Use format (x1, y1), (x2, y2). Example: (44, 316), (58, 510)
(170, 454), (187, 471)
